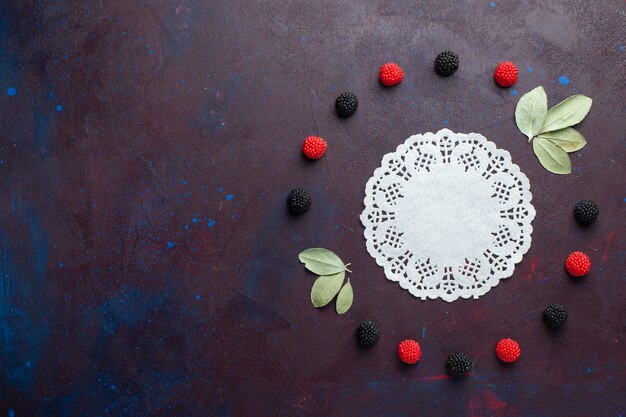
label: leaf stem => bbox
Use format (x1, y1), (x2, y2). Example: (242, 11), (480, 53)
(344, 263), (352, 273)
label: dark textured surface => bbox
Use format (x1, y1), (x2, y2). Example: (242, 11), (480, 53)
(1, 1), (625, 416)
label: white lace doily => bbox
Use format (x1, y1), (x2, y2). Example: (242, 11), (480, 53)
(360, 129), (536, 302)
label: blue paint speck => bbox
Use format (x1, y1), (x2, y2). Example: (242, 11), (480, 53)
(366, 381), (385, 390)
(559, 75), (570, 85)
(623, 197), (626, 203)
(110, 384), (116, 390)
(8, 410), (15, 417)
(207, 220), (216, 227)
(184, 224), (189, 230)
(618, 45), (625, 51)
(149, 49), (153, 55)
(422, 325), (426, 339)
(225, 194), (234, 201)
(218, 187), (224, 192)
(59, 262), (64, 268)
(334, 224), (339, 230)
(443, 120), (449, 126)
(192, 218), (198, 223)
(489, 1), (496, 6)
(166, 242), (175, 249)
(511, 89), (518, 95)
(195, 294), (202, 300)
(55, 104), (63, 112)
(6, 87), (16, 96)
(527, 67), (534, 73)
(586, 368), (592, 373)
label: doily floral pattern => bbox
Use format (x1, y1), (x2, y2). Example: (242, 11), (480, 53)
(361, 129), (536, 302)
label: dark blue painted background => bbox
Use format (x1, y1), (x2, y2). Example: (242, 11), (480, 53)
(0, 1), (624, 416)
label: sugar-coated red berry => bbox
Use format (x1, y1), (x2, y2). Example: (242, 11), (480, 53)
(397, 339), (421, 365)
(379, 63), (404, 87)
(495, 338), (521, 363)
(302, 136), (327, 160)
(494, 62), (518, 87)
(565, 251), (591, 277)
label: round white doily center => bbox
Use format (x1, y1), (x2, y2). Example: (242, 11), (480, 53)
(395, 163), (500, 266)
(361, 130), (536, 301)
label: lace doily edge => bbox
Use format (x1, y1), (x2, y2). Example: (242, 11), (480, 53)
(359, 129), (537, 302)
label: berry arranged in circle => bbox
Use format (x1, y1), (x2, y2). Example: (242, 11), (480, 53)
(356, 320), (380, 346)
(335, 92), (359, 118)
(574, 200), (599, 225)
(302, 136), (327, 160)
(397, 339), (421, 364)
(494, 61), (518, 87)
(379, 62), (404, 87)
(287, 188), (311, 214)
(434, 51), (459, 77)
(543, 303), (568, 328)
(446, 352), (472, 376)
(565, 251), (591, 277)
(495, 338), (521, 363)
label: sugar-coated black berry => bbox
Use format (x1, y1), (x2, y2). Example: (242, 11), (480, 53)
(434, 51), (459, 77)
(543, 303), (568, 328)
(446, 352), (472, 376)
(287, 188), (311, 214)
(356, 320), (380, 346)
(335, 92), (358, 118)
(574, 200), (599, 225)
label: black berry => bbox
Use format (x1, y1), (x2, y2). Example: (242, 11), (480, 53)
(335, 92), (358, 118)
(543, 303), (568, 328)
(287, 188), (311, 214)
(574, 200), (599, 225)
(356, 320), (380, 346)
(434, 51), (459, 77)
(446, 352), (472, 376)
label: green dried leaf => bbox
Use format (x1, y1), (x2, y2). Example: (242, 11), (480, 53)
(310, 271), (345, 308)
(532, 137), (572, 174)
(335, 280), (353, 315)
(540, 94), (592, 134)
(515, 86), (547, 140)
(536, 127), (587, 153)
(299, 248), (347, 275)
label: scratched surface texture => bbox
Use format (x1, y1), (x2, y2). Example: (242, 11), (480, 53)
(0, 0), (624, 416)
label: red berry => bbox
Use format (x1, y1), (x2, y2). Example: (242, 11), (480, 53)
(495, 338), (521, 363)
(494, 62), (518, 87)
(565, 251), (591, 277)
(301, 136), (327, 160)
(397, 339), (421, 365)
(379, 63), (404, 87)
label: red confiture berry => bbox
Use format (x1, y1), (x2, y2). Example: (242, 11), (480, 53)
(494, 61), (518, 87)
(379, 63), (404, 87)
(397, 339), (421, 365)
(301, 136), (327, 160)
(495, 338), (521, 363)
(565, 251), (591, 277)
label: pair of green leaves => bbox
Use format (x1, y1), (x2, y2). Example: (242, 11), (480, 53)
(298, 248), (353, 315)
(515, 86), (592, 174)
